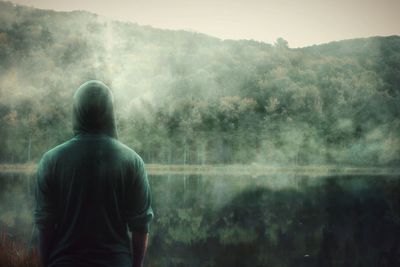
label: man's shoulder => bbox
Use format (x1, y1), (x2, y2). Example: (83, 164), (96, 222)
(40, 136), (144, 166)
(42, 138), (74, 161)
(37, 138), (77, 171)
(111, 139), (144, 163)
(41, 138), (76, 161)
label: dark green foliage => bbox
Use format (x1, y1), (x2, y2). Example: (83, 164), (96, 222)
(0, 1), (399, 166)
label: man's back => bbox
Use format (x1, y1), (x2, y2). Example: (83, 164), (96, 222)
(34, 81), (153, 267)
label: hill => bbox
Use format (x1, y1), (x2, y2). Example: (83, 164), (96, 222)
(0, 1), (399, 166)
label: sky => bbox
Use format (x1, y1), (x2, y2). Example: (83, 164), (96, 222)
(9, 0), (400, 48)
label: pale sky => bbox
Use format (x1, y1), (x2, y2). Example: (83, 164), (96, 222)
(9, 0), (400, 47)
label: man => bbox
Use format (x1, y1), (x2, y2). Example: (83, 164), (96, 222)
(34, 80), (153, 267)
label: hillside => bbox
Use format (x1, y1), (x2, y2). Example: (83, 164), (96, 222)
(0, 1), (399, 166)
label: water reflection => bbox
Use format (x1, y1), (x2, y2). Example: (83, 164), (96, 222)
(1, 173), (399, 266)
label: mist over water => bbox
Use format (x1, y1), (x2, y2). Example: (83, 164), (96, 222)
(1, 172), (400, 266)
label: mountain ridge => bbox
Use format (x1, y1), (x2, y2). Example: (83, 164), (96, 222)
(1, 0), (398, 49)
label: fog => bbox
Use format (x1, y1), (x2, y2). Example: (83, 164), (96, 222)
(0, 1), (399, 167)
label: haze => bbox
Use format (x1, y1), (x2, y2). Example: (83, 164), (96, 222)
(9, 0), (400, 47)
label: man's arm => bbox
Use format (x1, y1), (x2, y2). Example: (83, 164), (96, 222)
(132, 232), (149, 267)
(125, 156), (154, 267)
(34, 154), (57, 267)
(38, 227), (55, 267)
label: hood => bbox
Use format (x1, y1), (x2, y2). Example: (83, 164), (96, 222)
(73, 80), (118, 138)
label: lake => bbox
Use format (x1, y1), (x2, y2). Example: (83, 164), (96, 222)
(1, 171), (399, 267)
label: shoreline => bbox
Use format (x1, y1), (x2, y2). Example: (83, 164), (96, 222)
(1, 163), (399, 176)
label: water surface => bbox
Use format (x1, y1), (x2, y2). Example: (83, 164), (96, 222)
(1, 172), (399, 267)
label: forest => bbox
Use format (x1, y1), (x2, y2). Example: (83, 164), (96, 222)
(1, 2), (400, 267)
(0, 0), (399, 167)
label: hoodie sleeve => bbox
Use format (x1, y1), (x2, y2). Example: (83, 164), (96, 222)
(125, 156), (154, 233)
(34, 154), (57, 230)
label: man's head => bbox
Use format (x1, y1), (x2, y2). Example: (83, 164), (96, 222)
(73, 80), (117, 138)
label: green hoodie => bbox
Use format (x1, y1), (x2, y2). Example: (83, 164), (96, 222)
(34, 80), (153, 267)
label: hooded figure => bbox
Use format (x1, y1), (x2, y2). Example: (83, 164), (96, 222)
(72, 80), (118, 138)
(34, 80), (153, 267)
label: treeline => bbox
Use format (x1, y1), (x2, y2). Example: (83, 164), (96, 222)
(0, 1), (399, 166)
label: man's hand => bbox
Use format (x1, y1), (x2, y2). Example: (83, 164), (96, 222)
(132, 232), (149, 267)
